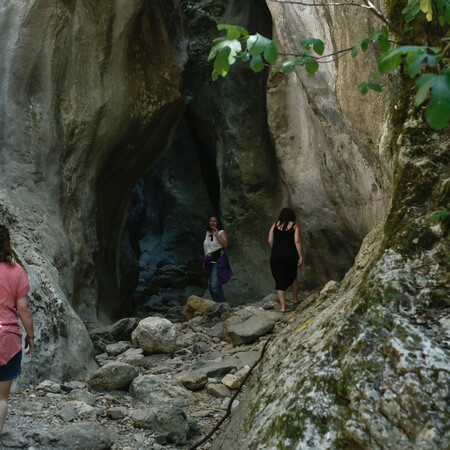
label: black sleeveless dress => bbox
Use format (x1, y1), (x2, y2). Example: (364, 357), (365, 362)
(270, 224), (299, 291)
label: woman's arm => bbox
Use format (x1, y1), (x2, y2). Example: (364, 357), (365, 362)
(268, 223), (275, 248)
(294, 225), (303, 267)
(17, 296), (35, 354)
(216, 230), (229, 248)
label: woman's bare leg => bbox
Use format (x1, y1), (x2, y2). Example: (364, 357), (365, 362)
(277, 290), (287, 312)
(292, 278), (299, 303)
(0, 379), (13, 434)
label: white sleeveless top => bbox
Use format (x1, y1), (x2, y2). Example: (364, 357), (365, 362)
(203, 230), (224, 256)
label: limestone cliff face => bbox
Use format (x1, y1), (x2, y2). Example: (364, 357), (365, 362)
(266, 0), (392, 286)
(0, 0), (187, 384)
(211, 3), (450, 449)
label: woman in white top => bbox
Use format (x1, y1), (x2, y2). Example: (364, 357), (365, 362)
(203, 216), (229, 302)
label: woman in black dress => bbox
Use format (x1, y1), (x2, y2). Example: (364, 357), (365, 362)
(268, 208), (303, 312)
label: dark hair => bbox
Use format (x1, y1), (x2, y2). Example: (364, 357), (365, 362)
(207, 216), (223, 231)
(0, 224), (13, 264)
(277, 208), (296, 231)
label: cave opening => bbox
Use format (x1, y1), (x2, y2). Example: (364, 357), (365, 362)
(122, 115), (219, 321)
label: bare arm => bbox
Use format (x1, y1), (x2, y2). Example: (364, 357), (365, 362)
(17, 296), (34, 354)
(268, 223), (275, 248)
(295, 225), (303, 267)
(216, 230), (229, 248)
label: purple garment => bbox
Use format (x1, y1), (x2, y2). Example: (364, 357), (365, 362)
(203, 253), (232, 286)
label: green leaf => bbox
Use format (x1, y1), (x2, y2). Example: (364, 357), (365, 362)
(248, 34), (272, 57)
(208, 37), (242, 62)
(264, 41), (279, 65)
(352, 38), (372, 58)
(357, 82), (382, 95)
(300, 38), (324, 55)
(250, 55), (265, 72)
(280, 58), (303, 74)
(406, 52), (428, 77)
(305, 59), (319, 74)
(217, 24), (249, 40)
(424, 71), (450, 130)
(431, 209), (450, 222)
(406, 51), (442, 77)
(358, 83), (369, 95)
(212, 47), (231, 80)
(378, 50), (402, 73)
(435, 0), (450, 25)
(415, 73), (437, 105)
(368, 82), (382, 92)
(377, 45), (440, 74)
(402, 0), (422, 23)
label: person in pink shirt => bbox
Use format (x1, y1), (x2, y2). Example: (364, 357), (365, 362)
(0, 224), (34, 435)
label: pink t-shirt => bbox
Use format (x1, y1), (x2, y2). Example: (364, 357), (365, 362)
(0, 262), (30, 365)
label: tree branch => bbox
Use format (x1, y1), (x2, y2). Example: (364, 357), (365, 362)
(268, 0), (372, 7)
(269, 0), (411, 44)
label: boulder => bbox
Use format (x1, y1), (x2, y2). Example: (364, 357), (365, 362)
(129, 403), (189, 445)
(131, 317), (177, 354)
(223, 311), (277, 346)
(129, 374), (195, 407)
(176, 370), (208, 391)
(33, 423), (112, 449)
(207, 383), (232, 398)
(88, 362), (139, 391)
(183, 296), (216, 321)
(105, 341), (132, 357)
(66, 389), (96, 407)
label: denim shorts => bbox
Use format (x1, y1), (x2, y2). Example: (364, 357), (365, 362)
(0, 350), (22, 382)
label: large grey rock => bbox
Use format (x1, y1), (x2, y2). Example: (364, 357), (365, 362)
(223, 310), (277, 346)
(33, 423), (112, 449)
(176, 370), (208, 391)
(129, 374), (195, 407)
(88, 362), (139, 391)
(129, 403), (189, 445)
(131, 317), (177, 354)
(67, 389), (97, 407)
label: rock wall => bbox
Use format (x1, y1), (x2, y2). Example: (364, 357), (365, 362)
(266, 0), (391, 286)
(211, 3), (450, 449)
(0, 0), (187, 385)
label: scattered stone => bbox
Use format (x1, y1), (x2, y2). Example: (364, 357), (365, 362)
(129, 374), (196, 407)
(206, 383), (232, 398)
(105, 341), (132, 357)
(193, 359), (239, 378)
(67, 389), (97, 406)
(193, 341), (211, 354)
(33, 422), (112, 449)
(183, 296), (216, 321)
(35, 380), (62, 394)
(176, 370), (208, 391)
(223, 312), (276, 346)
(58, 403), (78, 422)
(131, 317), (177, 354)
(0, 428), (29, 448)
(221, 374), (240, 389)
(109, 317), (140, 342)
(129, 403), (190, 445)
(107, 406), (128, 420)
(88, 362), (139, 391)
(60, 380), (86, 392)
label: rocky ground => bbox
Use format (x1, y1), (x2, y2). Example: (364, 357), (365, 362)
(1, 264), (310, 450)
